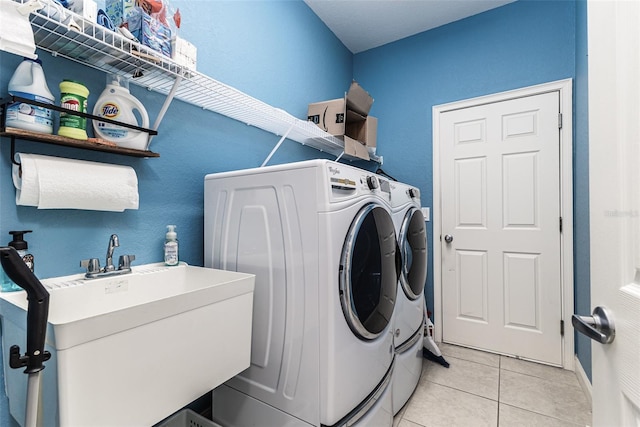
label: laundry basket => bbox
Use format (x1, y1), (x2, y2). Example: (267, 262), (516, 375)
(156, 409), (222, 427)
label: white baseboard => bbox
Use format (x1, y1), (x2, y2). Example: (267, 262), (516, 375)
(574, 354), (592, 408)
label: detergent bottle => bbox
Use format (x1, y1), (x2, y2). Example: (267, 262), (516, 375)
(6, 58), (55, 134)
(92, 74), (150, 150)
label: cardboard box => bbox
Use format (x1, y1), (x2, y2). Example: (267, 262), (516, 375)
(339, 134), (371, 160)
(308, 81), (377, 160)
(347, 115), (377, 148)
(308, 98), (345, 135)
(124, 7), (172, 58)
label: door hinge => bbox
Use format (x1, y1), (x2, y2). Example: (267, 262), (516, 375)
(561, 320), (565, 336)
(559, 216), (563, 233)
(558, 113), (563, 129)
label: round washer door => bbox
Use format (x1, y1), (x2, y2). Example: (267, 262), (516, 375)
(399, 207), (427, 300)
(340, 203), (398, 340)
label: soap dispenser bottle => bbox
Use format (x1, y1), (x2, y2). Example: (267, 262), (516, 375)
(164, 225), (178, 266)
(1, 230), (34, 292)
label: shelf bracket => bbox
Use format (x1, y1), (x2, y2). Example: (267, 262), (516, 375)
(261, 124), (294, 167)
(147, 76), (183, 149)
(10, 137), (20, 166)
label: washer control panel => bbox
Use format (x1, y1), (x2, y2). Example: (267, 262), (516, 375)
(366, 175), (379, 190)
(326, 163), (390, 199)
(363, 174), (390, 196)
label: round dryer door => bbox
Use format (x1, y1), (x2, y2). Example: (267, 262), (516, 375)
(399, 207), (427, 300)
(340, 203), (398, 340)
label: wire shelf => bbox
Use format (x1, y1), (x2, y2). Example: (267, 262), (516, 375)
(20, 1), (381, 163)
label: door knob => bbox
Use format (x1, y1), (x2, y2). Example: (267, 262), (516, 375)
(444, 234), (454, 243)
(572, 306), (615, 344)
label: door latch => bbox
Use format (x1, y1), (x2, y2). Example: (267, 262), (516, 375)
(572, 306), (615, 344)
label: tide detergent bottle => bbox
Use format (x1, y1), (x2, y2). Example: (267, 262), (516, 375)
(93, 75), (150, 150)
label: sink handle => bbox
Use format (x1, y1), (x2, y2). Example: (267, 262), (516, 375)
(118, 254), (136, 270)
(80, 258), (101, 274)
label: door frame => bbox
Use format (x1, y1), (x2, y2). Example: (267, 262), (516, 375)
(432, 79), (574, 370)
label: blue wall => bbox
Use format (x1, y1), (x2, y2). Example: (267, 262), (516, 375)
(0, 1), (351, 424)
(573, 0), (591, 380)
(353, 0), (589, 376)
(1, 1), (592, 424)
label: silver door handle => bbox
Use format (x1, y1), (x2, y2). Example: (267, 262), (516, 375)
(444, 234), (454, 243)
(571, 306), (615, 344)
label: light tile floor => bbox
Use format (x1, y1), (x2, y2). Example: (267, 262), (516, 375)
(393, 343), (592, 427)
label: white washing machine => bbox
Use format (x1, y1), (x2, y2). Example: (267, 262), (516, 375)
(204, 160), (398, 426)
(389, 181), (427, 415)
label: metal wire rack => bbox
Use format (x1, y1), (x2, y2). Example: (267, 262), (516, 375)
(21, 1), (381, 164)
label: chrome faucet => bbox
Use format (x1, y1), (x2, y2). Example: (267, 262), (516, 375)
(104, 234), (119, 272)
(81, 234), (136, 279)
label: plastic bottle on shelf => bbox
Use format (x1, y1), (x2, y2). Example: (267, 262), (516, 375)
(58, 80), (89, 140)
(93, 74), (150, 150)
(164, 225), (179, 266)
(6, 58), (55, 134)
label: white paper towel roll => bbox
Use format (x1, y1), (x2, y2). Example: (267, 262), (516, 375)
(12, 153), (139, 212)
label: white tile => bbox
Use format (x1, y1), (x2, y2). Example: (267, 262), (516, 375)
(399, 346), (592, 426)
(500, 356), (580, 387)
(499, 369), (592, 426)
(421, 355), (499, 400)
(398, 420), (424, 427)
(439, 342), (501, 367)
(499, 403), (585, 427)
(403, 380), (498, 427)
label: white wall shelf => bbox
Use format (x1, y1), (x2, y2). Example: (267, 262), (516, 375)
(21, 2), (381, 164)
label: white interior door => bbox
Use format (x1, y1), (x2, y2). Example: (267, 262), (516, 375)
(439, 91), (563, 365)
(582, 1), (640, 424)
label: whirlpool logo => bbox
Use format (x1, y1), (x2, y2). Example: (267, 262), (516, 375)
(328, 166), (341, 175)
(100, 103), (120, 118)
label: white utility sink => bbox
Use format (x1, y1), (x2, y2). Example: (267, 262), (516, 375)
(0, 262), (254, 427)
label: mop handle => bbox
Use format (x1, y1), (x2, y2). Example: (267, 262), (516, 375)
(0, 247), (50, 374)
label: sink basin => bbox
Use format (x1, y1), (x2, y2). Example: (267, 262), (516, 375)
(0, 262), (254, 426)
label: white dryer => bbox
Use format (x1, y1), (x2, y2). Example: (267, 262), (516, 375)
(204, 160), (398, 427)
(389, 181), (427, 415)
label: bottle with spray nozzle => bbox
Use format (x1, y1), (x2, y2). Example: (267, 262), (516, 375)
(164, 225), (178, 266)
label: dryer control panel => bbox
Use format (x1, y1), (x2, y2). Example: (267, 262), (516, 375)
(378, 177), (391, 194)
(389, 181), (421, 209)
(362, 174), (391, 197)
(366, 175), (391, 194)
